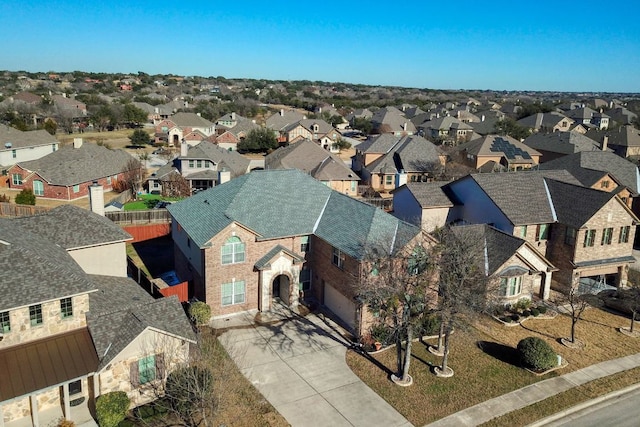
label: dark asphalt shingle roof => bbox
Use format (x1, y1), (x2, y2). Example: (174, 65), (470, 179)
(255, 245), (305, 270)
(182, 141), (250, 177)
(546, 179), (618, 228)
(15, 142), (135, 186)
(453, 224), (527, 275)
(402, 182), (454, 208)
(523, 131), (603, 155)
(13, 205), (132, 249)
(0, 124), (58, 151)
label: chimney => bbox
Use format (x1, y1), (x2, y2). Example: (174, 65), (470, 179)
(481, 114), (485, 122)
(180, 139), (189, 157)
(602, 135), (609, 152)
(231, 112), (235, 120)
(395, 170), (408, 188)
(218, 169), (231, 185)
(73, 138), (83, 148)
(196, 112), (201, 117)
(280, 109), (284, 116)
(402, 122), (407, 131)
(89, 181), (105, 216)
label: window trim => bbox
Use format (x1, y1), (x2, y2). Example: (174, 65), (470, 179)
(11, 174), (22, 186)
(501, 276), (523, 297)
(60, 297), (73, 319)
(583, 229), (596, 247)
(620, 226), (631, 244)
(33, 180), (44, 196)
(332, 247), (345, 269)
(300, 236), (310, 252)
(222, 280), (246, 306)
(536, 224), (549, 241)
(0, 311), (10, 333)
(221, 236), (245, 265)
(29, 304), (43, 327)
(138, 355), (156, 384)
(601, 227), (613, 245)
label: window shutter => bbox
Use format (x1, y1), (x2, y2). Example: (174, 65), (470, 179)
(130, 361), (140, 387)
(156, 353), (166, 379)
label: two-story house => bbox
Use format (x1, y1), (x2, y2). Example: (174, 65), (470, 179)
(0, 125), (59, 184)
(0, 205), (195, 426)
(154, 112), (216, 146)
(455, 135), (541, 172)
(166, 169), (421, 335)
(352, 134), (447, 193)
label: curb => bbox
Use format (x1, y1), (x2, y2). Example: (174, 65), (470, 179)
(527, 382), (640, 426)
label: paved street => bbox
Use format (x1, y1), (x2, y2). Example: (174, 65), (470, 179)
(218, 312), (412, 427)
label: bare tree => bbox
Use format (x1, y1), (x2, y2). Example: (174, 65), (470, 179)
(555, 277), (601, 347)
(118, 158), (145, 199)
(622, 284), (640, 334)
(162, 172), (191, 198)
(431, 226), (499, 377)
(357, 232), (435, 385)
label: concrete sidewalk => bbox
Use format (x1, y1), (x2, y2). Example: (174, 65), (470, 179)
(426, 352), (640, 426)
(218, 309), (412, 427)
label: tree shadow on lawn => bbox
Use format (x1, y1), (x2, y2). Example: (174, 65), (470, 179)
(477, 341), (520, 367)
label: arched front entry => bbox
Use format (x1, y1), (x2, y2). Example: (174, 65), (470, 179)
(272, 274), (291, 306)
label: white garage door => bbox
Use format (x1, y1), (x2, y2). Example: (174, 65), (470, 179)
(323, 285), (356, 330)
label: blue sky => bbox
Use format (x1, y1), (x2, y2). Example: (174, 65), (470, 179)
(1, 1), (639, 92)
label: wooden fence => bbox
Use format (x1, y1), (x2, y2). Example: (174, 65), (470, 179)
(0, 202), (50, 217)
(106, 209), (171, 224)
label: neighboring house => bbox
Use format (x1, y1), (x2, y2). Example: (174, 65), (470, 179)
(585, 125), (640, 158)
(215, 115), (260, 151)
(453, 224), (557, 304)
(517, 112), (574, 133)
(468, 111), (505, 136)
(606, 107), (637, 126)
(371, 107), (416, 136)
(265, 139), (360, 196)
(455, 135), (541, 172)
(132, 101), (167, 124)
(537, 150), (640, 210)
(166, 169), (421, 335)
(523, 131), (605, 163)
(0, 205), (195, 426)
(51, 94), (87, 117)
(265, 109), (307, 143)
(281, 119), (341, 151)
(391, 181), (457, 232)
(0, 124), (59, 180)
(353, 134), (447, 193)
(446, 170), (638, 292)
(565, 107), (609, 130)
(8, 139), (135, 200)
(148, 141), (250, 193)
(345, 108), (373, 127)
(418, 116), (474, 144)
(154, 112), (216, 146)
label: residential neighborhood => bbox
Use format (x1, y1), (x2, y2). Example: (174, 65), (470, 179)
(2, 69), (640, 427)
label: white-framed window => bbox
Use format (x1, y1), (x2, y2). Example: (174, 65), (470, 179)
(601, 227), (613, 245)
(620, 226), (631, 243)
(73, 184), (80, 193)
(222, 280), (246, 306)
(500, 276), (522, 297)
(584, 229), (596, 247)
(332, 247), (345, 269)
(60, 297), (73, 319)
(196, 160), (203, 168)
(520, 225), (527, 238)
(12, 150), (16, 159)
(29, 304), (43, 326)
(52, 144), (57, 152)
(299, 268), (311, 291)
(68, 379), (82, 396)
(0, 311), (10, 333)
(33, 180), (44, 196)
(107, 176), (112, 185)
(221, 236), (245, 264)
(536, 224), (549, 241)
(300, 236), (310, 252)
(385, 175), (393, 186)
(12, 174), (22, 185)
(188, 160), (194, 168)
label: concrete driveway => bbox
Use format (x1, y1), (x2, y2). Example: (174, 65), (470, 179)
(218, 312), (412, 427)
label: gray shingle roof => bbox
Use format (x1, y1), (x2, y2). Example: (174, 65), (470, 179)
(538, 151), (640, 195)
(365, 135), (445, 174)
(453, 224), (526, 275)
(523, 131), (603, 155)
(182, 141), (250, 177)
(169, 112), (214, 128)
(255, 245), (304, 270)
(0, 124), (57, 151)
(266, 110), (306, 131)
(16, 142), (135, 186)
(401, 182), (454, 208)
(13, 205), (132, 249)
(167, 169), (420, 259)
(546, 179), (618, 228)
(265, 139), (359, 181)
(0, 218), (94, 311)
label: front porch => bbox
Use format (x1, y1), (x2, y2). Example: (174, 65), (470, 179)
(5, 399), (96, 427)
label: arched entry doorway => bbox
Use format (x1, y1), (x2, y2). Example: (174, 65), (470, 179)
(272, 274), (291, 306)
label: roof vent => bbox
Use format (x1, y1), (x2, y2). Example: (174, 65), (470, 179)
(4, 142), (12, 148)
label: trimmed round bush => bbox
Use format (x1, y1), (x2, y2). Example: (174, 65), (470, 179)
(517, 337), (557, 372)
(96, 391), (130, 427)
(510, 314), (520, 322)
(522, 310), (531, 317)
(189, 301), (212, 326)
(538, 306), (547, 314)
(531, 308), (540, 317)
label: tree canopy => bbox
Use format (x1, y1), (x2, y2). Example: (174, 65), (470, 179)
(237, 127), (278, 153)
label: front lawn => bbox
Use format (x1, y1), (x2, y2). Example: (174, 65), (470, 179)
(124, 194), (182, 211)
(346, 307), (640, 426)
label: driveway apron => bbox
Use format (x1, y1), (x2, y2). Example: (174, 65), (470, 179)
(219, 313), (412, 427)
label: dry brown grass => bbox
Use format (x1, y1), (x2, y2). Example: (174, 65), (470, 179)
(346, 307), (640, 426)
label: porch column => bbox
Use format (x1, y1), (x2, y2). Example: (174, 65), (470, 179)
(30, 394), (39, 427)
(542, 272), (551, 300)
(617, 265), (629, 288)
(93, 373), (100, 398)
(62, 383), (70, 421)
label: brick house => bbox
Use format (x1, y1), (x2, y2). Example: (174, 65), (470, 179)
(281, 119), (341, 152)
(0, 205), (195, 426)
(166, 169), (421, 335)
(154, 112), (216, 146)
(7, 139), (135, 201)
(0, 125), (59, 186)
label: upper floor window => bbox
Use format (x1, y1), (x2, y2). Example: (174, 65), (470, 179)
(619, 226), (631, 244)
(11, 150), (16, 159)
(385, 175), (393, 186)
(60, 297), (73, 319)
(584, 229), (596, 247)
(221, 236), (245, 265)
(29, 304), (43, 327)
(12, 174), (22, 186)
(188, 160), (194, 168)
(500, 276), (522, 297)
(601, 227), (613, 245)
(601, 180), (610, 189)
(520, 225), (527, 239)
(73, 184), (80, 193)
(536, 224), (549, 241)
(52, 144), (57, 152)
(300, 236), (310, 252)
(565, 226), (576, 246)
(332, 247), (345, 269)
(0, 311), (10, 333)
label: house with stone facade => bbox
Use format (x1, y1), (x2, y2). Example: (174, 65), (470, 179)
(0, 205), (195, 426)
(455, 135), (541, 172)
(166, 169), (421, 335)
(7, 138), (136, 201)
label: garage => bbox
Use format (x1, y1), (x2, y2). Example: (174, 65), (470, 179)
(323, 284), (356, 330)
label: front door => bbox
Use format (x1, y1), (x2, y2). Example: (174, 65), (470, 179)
(272, 274), (291, 305)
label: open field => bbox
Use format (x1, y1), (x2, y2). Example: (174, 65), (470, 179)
(347, 307), (640, 426)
